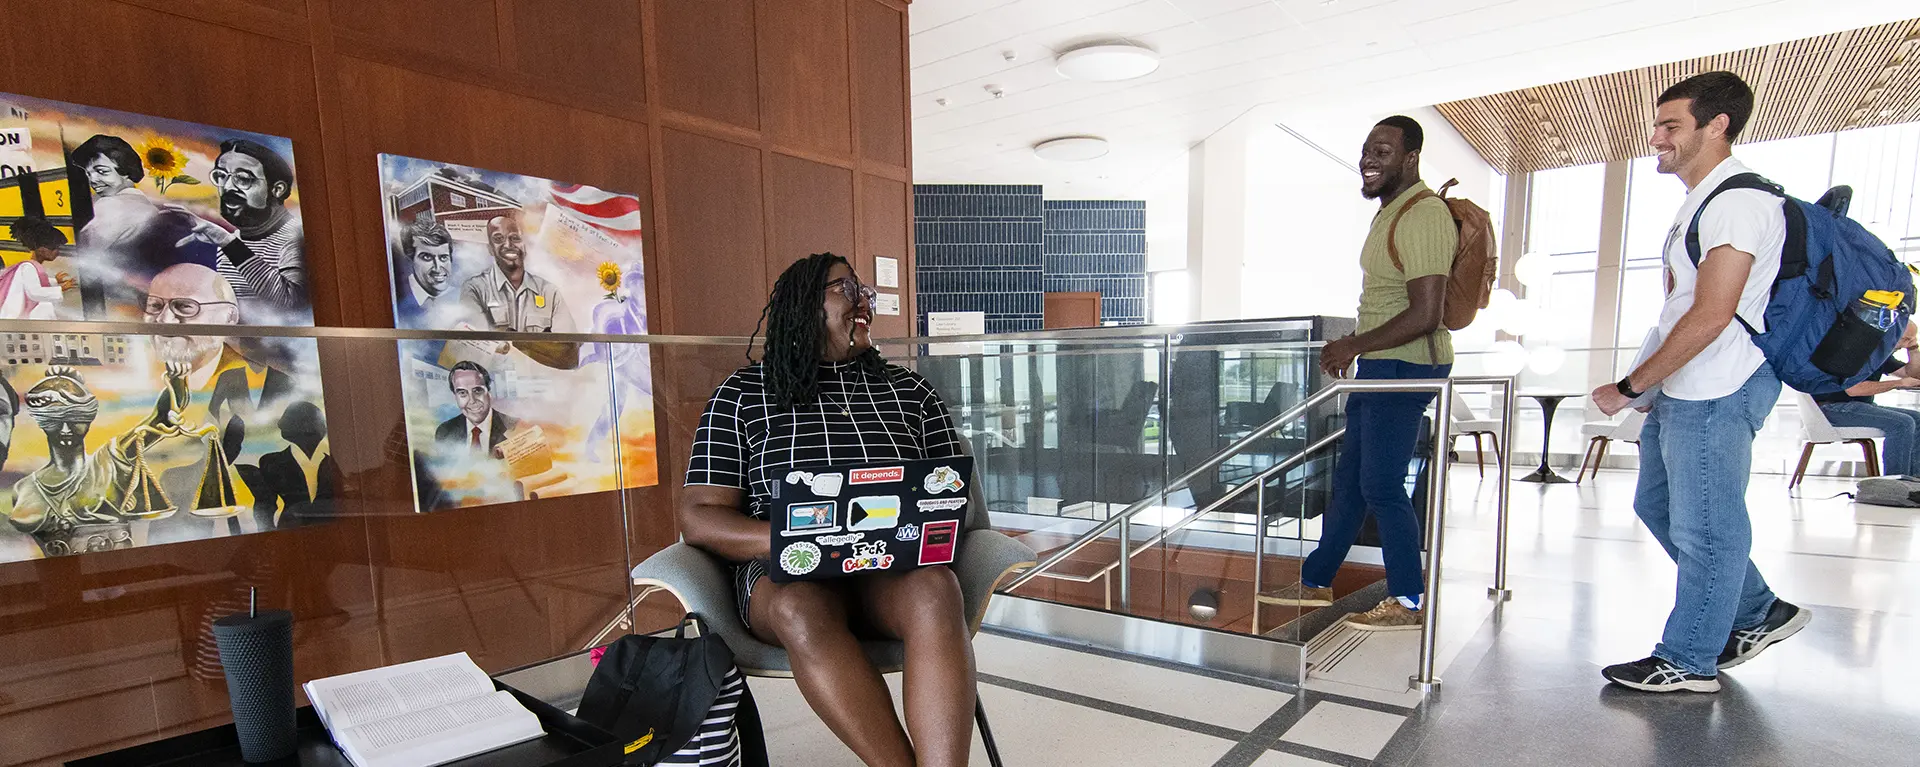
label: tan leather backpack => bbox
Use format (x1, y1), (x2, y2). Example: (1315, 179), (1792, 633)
(1386, 178), (1499, 331)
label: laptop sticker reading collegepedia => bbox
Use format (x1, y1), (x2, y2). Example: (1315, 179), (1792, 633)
(769, 457), (973, 583)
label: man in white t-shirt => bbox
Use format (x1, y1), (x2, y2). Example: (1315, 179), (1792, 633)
(1590, 71), (1811, 693)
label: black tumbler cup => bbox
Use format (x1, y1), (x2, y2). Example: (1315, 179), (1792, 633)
(212, 609), (297, 763)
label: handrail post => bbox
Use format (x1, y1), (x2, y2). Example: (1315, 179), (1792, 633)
(1490, 378), (1516, 601)
(1252, 480), (1266, 636)
(1116, 513), (1132, 612)
(1412, 379), (1453, 693)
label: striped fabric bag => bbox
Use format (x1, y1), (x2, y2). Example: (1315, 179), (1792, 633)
(578, 615), (768, 767)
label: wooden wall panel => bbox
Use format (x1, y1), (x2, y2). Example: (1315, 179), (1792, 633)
(507, 0), (646, 106)
(757, 0), (853, 158)
(768, 153), (856, 285)
(853, 0), (908, 167)
(241, 0), (306, 15)
(861, 174), (911, 339)
(330, 0), (501, 71)
(1, 0), (341, 323)
(655, 0), (760, 131)
(332, 55), (652, 328)
(659, 129), (768, 336)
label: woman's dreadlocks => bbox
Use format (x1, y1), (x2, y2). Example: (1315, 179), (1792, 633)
(749, 253), (885, 410)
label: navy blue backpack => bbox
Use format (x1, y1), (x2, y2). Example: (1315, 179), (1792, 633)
(1686, 173), (1917, 395)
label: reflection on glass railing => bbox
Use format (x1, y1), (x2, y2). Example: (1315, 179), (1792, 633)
(900, 320), (1346, 637)
(396, 340), (658, 512)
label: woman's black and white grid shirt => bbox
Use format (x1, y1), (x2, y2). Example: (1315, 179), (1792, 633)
(684, 360), (961, 626)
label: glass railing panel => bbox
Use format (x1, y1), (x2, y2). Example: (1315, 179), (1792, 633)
(909, 335), (1174, 615)
(1135, 337), (1331, 638)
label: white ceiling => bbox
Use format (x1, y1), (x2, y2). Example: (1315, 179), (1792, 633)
(910, 0), (1920, 199)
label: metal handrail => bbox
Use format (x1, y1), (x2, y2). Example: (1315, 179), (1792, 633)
(1032, 428), (1348, 587)
(994, 374), (1518, 691)
(1004, 377), (1458, 593)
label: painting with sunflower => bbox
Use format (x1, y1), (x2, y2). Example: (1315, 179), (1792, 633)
(376, 153), (656, 512)
(0, 90), (312, 327)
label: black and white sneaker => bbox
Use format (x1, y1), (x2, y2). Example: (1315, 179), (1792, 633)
(1601, 656), (1720, 693)
(1719, 599), (1811, 670)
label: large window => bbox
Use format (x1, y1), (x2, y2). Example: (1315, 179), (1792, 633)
(1833, 122), (1920, 256)
(1525, 163), (1605, 353)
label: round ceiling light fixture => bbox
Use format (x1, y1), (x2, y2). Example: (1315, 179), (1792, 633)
(1055, 43), (1160, 82)
(1033, 136), (1110, 162)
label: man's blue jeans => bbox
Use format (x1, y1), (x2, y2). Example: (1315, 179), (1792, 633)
(1819, 401), (1920, 477)
(1302, 358), (1450, 600)
(1634, 365), (1781, 676)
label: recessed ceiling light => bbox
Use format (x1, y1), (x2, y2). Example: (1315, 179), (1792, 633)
(1056, 43), (1160, 82)
(1034, 136), (1109, 162)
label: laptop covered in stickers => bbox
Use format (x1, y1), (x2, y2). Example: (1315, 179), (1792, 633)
(766, 456), (974, 583)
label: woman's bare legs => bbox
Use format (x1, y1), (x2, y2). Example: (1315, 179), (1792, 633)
(749, 577), (913, 767)
(857, 566), (976, 767)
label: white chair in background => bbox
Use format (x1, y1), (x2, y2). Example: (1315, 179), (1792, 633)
(1447, 390), (1503, 477)
(1790, 390), (1883, 489)
(1575, 409), (1646, 484)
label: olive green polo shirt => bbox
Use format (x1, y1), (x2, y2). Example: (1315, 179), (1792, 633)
(1357, 181), (1457, 365)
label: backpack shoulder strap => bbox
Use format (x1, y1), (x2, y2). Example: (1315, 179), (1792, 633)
(1683, 171), (1784, 338)
(1385, 188), (1441, 272)
(1683, 172), (1783, 267)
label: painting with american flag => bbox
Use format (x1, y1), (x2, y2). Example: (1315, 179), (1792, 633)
(378, 154), (657, 512)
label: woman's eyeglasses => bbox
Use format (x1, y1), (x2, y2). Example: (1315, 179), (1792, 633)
(825, 277), (877, 308)
(142, 295), (236, 320)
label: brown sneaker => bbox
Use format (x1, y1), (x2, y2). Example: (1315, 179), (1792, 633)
(1261, 583), (1334, 607)
(1344, 598), (1423, 632)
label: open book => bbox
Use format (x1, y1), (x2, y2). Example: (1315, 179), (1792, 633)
(304, 652), (544, 767)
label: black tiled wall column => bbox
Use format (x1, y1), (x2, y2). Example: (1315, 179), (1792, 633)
(914, 186), (1149, 332)
(1043, 200), (1147, 326)
(913, 184), (1045, 333)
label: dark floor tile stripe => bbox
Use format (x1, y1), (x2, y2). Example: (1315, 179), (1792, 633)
(975, 671), (1251, 744)
(1269, 739), (1378, 767)
(982, 624), (1420, 717)
(1303, 689), (1418, 716)
(1208, 697), (1316, 767)
(979, 624), (1298, 692)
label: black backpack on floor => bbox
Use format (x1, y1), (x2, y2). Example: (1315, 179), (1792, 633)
(577, 615), (769, 766)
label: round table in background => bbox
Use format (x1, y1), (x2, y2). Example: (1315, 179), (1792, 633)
(1517, 392), (1580, 484)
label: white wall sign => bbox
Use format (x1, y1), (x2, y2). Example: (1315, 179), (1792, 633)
(874, 256), (899, 289)
(927, 311), (986, 356)
(874, 292), (900, 316)
(0, 126), (34, 179)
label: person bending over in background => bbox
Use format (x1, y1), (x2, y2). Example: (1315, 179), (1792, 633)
(1815, 320), (1920, 477)
(681, 252), (973, 767)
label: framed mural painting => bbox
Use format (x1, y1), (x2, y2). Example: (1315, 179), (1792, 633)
(378, 154), (656, 512)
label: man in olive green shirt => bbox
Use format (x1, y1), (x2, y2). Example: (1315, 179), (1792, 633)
(1269, 116), (1456, 632)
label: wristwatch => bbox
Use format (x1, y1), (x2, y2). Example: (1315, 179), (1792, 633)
(1616, 376), (1643, 400)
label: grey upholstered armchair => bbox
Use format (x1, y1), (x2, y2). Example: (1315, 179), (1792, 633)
(629, 451), (1035, 765)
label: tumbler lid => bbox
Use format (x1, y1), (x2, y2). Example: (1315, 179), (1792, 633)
(212, 609), (293, 635)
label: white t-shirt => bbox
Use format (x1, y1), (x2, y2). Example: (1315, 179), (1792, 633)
(1651, 156), (1786, 401)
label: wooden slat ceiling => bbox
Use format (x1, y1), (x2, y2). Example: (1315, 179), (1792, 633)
(1436, 18), (1920, 175)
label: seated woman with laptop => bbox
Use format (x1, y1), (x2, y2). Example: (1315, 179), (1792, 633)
(680, 253), (973, 767)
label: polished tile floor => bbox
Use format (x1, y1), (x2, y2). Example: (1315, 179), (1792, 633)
(750, 466), (1920, 765)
